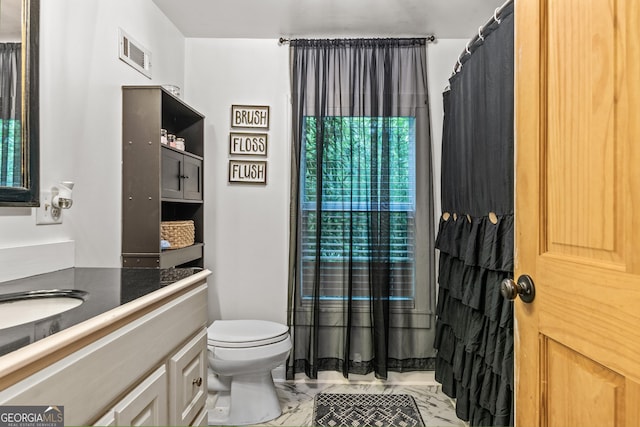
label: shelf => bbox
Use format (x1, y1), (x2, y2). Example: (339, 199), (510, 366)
(122, 86), (205, 269)
(122, 244), (204, 269)
(161, 198), (203, 204)
(160, 244), (204, 269)
(161, 144), (203, 161)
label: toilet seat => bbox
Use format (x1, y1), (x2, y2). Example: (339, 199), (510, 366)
(207, 319), (289, 348)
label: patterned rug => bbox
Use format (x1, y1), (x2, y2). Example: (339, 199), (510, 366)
(313, 393), (425, 427)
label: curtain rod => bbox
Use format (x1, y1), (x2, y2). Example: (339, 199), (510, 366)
(451, 0), (513, 75)
(278, 35), (437, 45)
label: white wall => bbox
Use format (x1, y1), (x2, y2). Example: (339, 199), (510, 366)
(0, 0), (185, 282)
(184, 38), (467, 324)
(184, 39), (290, 324)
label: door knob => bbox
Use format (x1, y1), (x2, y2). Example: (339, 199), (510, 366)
(501, 274), (536, 303)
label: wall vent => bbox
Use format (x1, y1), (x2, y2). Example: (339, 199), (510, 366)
(118, 28), (152, 79)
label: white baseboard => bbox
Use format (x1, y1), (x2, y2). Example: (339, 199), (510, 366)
(0, 241), (75, 283)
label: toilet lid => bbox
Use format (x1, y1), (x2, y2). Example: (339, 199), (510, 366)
(207, 319), (289, 348)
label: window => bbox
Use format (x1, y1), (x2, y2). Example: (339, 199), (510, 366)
(0, 118), (21, 187)
(300, 116), (416, 302)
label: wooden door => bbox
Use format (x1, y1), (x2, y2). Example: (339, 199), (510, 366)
(515, 0), (640, 426)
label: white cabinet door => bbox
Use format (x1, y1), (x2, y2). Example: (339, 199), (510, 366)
(93, 412), (115, 426)
(114, 366), (168, 426)
(191, 408), (207, 427)
(169, 329), (207, 426)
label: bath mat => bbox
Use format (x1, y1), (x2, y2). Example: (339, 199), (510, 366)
(313, 393), (425, 427)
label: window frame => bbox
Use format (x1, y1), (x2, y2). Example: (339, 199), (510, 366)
(0, 0), (40, 207)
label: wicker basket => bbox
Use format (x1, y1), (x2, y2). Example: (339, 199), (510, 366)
(161, 220), (195, 249)
(160, 267), (203, 285)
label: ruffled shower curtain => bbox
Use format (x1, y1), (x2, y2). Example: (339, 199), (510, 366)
(434, 3), (514, 426)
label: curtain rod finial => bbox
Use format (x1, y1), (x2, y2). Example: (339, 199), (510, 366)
(279, 37), (290, 45)
(427, 34), (436, 43)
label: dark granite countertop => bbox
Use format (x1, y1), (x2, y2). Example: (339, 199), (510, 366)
(0, 267), (202, 357)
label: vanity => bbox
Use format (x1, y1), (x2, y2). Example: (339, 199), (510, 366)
(0, 267), (211, 426)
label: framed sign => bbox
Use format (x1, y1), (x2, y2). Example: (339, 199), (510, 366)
(229, 160), (267, 184)
(231, 105), (269, 129)
(229, 132), (268, 156)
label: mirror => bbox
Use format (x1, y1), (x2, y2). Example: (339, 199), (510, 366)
(0, 0), (39, 206)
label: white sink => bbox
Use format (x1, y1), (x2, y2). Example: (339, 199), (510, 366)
(0, 289), (88, 330)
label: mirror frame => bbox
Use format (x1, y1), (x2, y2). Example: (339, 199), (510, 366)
(0, 0), (39, 207)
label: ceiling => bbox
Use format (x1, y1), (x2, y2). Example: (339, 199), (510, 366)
(152, 0), (508, 40)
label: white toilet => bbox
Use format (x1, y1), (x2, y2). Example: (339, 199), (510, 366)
(206, 319), (292, 426)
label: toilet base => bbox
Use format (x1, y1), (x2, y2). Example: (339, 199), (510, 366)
(208, 371), (282, 425)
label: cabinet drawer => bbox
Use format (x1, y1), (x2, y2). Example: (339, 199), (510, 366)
(169, 328), (207, 426)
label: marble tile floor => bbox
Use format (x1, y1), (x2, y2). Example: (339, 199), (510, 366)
(206, 373), (466, 427)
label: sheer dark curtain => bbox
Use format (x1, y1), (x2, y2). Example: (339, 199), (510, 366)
(287, 38), (436, 380)
(434, 3), (514, 426)
(0, 43), (22, 187)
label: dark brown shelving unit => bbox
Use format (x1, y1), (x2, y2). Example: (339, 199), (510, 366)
(122, 86), (205, 268)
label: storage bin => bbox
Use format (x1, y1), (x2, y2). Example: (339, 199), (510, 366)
(160, 220), (195, 249)
(160, 267), (203, 285)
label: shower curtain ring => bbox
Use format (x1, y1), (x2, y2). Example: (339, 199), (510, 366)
(465, 41), (472, 55)
(478, 26), (484, 41)
(494, 7), (502, 24)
